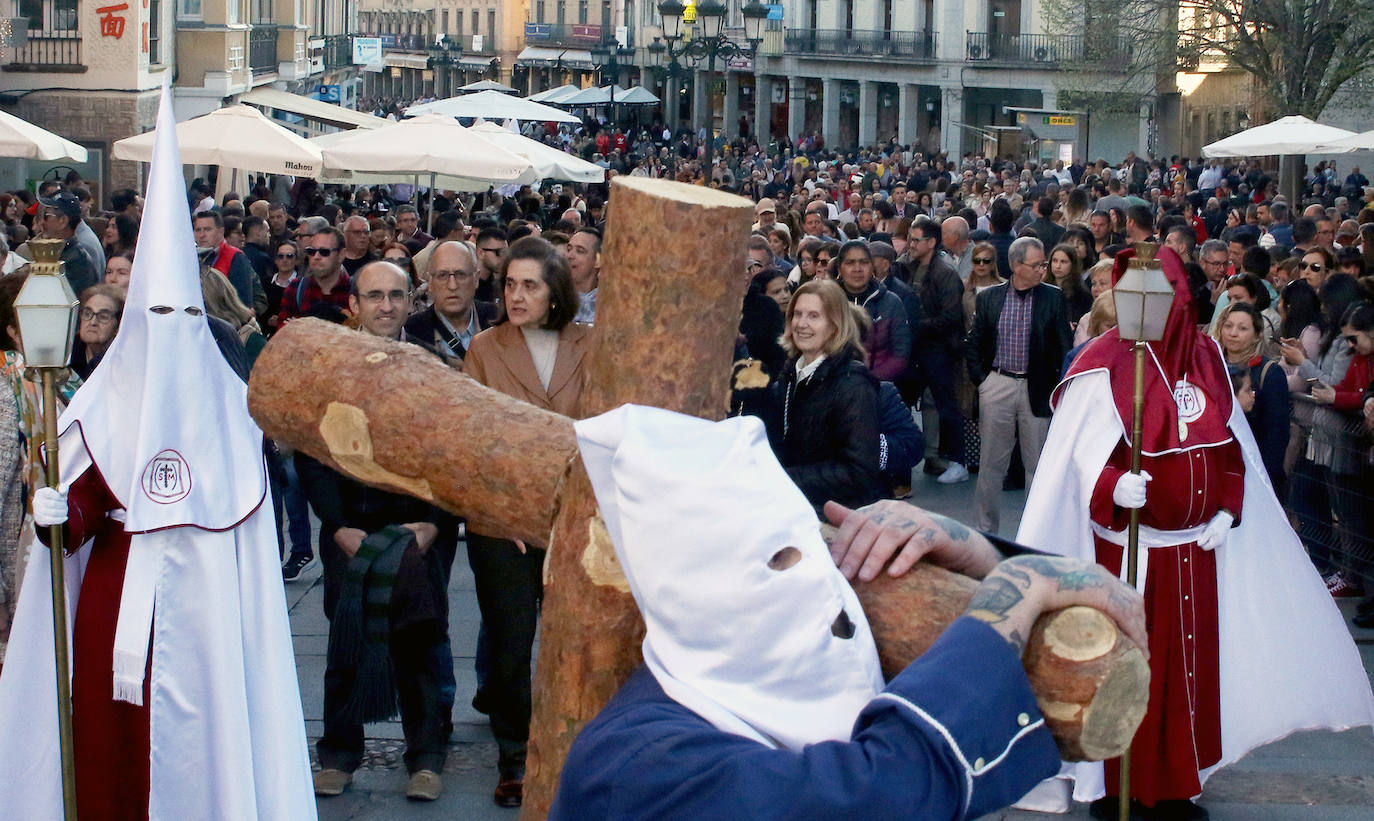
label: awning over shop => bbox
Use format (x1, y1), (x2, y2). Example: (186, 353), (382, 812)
(239, 87), (388, 130)
(456, 56), (497, 70)
(384, 53), (431, 70)
(558, 49), (595, 70)
(517, 47), (565, 67)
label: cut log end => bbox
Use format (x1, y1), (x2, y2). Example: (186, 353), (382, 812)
(611, 175), (755, 209)
(1042, 606), (1118, 662)
(1076, 647), (1150, 761)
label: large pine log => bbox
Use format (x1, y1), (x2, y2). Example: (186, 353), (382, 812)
(523, 177), (759, 818)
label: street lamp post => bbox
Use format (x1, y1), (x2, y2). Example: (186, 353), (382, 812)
(13, 237), (81, 821)
(590, 38), (635, 130)
(426, 35), (461, 98)
(656, 1), (767, 179)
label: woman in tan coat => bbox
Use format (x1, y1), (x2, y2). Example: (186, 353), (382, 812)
(462, 236), (590, 808)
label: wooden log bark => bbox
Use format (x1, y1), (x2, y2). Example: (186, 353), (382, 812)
(246, 318), (577, 548)
(852, 557), (1148, 761)
(247, 316), (1149, 782)
(523, 177), (758, 819)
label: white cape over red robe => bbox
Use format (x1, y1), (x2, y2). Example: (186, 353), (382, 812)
(1016, 365), (1374, 804)
(0, 443), (317, 820)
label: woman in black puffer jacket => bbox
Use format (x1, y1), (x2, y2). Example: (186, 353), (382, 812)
(774, 278), (887, 512)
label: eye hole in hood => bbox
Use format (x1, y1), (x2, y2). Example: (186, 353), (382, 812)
(768, 546), (802, 571)
(149, 306), (174, 314)
(831, 609), (856, 639)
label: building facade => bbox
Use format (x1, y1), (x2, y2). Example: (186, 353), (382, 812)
(624, 0), (1158, 161)
(356, 0), (524, 103)
(1, 0), (361, 199)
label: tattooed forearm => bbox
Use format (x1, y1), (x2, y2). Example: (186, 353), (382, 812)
(966, 577), (1026, 625)
(932, 513), (973, 544)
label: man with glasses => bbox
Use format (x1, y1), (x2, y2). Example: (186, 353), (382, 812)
(752, 198), (781, 233)
(965, 237), (1073, 532)
(339, 215), (377, 276)
(277, 226), (352, 328)
(300, 260), (458, 802)
(474, 227), (509, 303)
(405, 242), (497, 368)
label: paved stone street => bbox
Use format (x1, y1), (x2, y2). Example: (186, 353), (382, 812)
(289, 468), (1374, 820)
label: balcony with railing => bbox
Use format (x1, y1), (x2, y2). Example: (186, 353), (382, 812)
(249, 24), (278, 75)
(523, 22), (605, 48)
(785, 29), (936, 61)
(323, 33), (352, 68)
(965, 32), (1131, 67)
(3, 34), (83, 72)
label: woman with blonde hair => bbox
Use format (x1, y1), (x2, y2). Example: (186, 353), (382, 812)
(200, 264), (267, 363)
(773, 278), (885, 512)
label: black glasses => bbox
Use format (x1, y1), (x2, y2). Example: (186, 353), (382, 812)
(304, 247), (337, 257)
(275, 252), (297, 260)
(80, 308), (117, 323)
(1300, 261), (1324, 272)
(973, 257), (994, 265)
(385, 255), (412, 267)
(430, 269), (476, 284)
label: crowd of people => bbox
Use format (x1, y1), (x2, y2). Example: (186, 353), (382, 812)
(2, 128), (1374, 816)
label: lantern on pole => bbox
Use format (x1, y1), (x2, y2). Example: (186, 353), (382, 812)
(12, 236), (80, 821)
(1108, 241), (1173, 821)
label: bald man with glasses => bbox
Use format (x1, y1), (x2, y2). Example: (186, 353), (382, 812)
(405, 241), (498, 367)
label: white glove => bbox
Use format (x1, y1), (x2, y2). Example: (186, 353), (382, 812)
(32, 486), (68, 527)
(1198, 510), (1235, 551)
(1112, 471), (1152, 509)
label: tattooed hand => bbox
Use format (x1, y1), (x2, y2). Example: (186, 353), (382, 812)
(964, 555), (1149, 658)
(823, 499), (1002, 583)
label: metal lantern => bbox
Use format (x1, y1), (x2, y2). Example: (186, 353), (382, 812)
(1113, 243), (1174, 343)
(657, 1), (686, 40)
(742, 1), (769, 44)
(696, 1), (728, 40)
(13, 238), (79, 369)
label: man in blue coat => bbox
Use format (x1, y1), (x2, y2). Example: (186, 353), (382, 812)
(553, 406), (1146, 821)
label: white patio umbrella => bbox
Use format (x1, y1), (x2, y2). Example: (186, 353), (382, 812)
(1310, 129), (1374, 153)
(561, 85), (629, 107)
(318, 115), (537, 232)
(616, 86), (661, 105)
(1202, 115), (1356, 158)
(456, 79), (517, 94)
(0, 109), (88, 162)
(467, 121), (606, 183)
(111, 104), (324, 176)
(405, 89), (580, 123)
(527, 84), (580, 104)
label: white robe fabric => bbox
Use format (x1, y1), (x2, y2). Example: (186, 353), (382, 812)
(0, 447), (317, 820)
(1016, 368), (1374, 804)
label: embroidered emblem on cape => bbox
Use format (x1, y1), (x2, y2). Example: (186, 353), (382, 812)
(1173, 379), (1205, 440)
(142, 449), (192, 503)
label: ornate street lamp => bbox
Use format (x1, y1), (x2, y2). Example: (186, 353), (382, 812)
(656, 0), (767, 176)
(591, 36), (636, 128)
(13, 237), (80, 821)
(1110, 241), (1174, 821)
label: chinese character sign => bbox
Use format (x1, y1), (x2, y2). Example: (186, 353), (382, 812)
(98, 3), (129, 39)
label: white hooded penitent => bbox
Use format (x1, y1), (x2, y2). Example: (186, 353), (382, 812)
(575, 405), (884, 751)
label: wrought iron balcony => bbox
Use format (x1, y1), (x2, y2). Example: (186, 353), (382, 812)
(323, 33), (352, 69)
(523, 22), (605, 48)
(3, 35), (83, 72)
(965, 32), (1131, 67)
(784, 29), (936, 61)
(249, 24), (278, 75)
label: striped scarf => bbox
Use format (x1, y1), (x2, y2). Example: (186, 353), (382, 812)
(326, 524), (415, 725)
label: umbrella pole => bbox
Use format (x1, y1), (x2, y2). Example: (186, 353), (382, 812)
(427, 173), (435, 235)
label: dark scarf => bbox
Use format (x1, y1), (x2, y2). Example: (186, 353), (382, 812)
(325, 524), (415, 725)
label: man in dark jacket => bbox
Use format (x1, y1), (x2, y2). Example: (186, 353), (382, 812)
(403, 242), (497, 368)
(835, 240), (910, 382)
(1027, 196), (1064, 250)
(898, 220), (969, 483)
(965, 237), (1073, 532)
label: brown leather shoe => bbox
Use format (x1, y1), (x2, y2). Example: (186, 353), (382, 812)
(493, 776), (523, 808)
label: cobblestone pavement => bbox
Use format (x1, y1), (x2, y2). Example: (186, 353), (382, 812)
(288, 467), (1374, 819)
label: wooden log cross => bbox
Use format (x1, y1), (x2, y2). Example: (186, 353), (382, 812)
(248, 177), (1148, 819)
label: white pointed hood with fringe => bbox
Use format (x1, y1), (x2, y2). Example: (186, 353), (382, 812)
(575, 405), (884, 751)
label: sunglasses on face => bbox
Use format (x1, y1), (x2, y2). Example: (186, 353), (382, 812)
(973, 257), (994, 265)
(1300, 261), (1324, 272)
(304, 247), (337, 257)
(276, 252), (297, 260)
